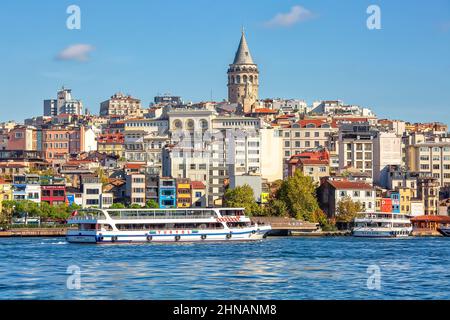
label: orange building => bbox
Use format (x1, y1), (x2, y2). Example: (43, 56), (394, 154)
(42, 126), (85, 163)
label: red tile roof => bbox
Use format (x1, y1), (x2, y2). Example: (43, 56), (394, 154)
(411, 215), (450, 223)
(252, 108), (277, 114)
(299, 159), (329, 165)
(97, 133), (124, 144)
(191, 181), (206, 189)
(125, 163), (145, 169)
(327, 180), (373, 190)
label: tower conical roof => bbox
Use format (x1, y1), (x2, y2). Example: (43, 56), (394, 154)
(233, 30), (254, 65)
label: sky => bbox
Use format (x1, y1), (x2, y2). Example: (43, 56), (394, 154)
(0, 0), (449, 124)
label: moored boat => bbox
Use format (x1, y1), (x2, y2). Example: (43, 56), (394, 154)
(66, 207), (271, 243)
(352, 212), (412, 238)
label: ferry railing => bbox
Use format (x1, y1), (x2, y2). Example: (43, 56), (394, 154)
(106, 210), (219, 220)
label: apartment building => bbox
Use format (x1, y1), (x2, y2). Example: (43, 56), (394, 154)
(7, 126), (38, 151)
(282, 119), (337, 160)
(43, 87), (83, 116)
(100, 93), (142, 117)
(42, 126), (97, 163)
(318, 179), (376, 218)
(191, 181), (207, 207)
(417, 176), (440, 215)
(81, 176), (112, 208)
(176, 178), (191, 208)
(126, 173), (146, 207)
(406, 140), (450, 188)
(97, 133), (125, 158)
(159, 177), (176, 208)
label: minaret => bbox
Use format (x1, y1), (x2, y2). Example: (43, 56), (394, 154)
(227, 29), (259, 114)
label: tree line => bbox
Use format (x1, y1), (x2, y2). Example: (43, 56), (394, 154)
(223, 170), (363, 230)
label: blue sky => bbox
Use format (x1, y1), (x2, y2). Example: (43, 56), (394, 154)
(0, 0), (449, 124)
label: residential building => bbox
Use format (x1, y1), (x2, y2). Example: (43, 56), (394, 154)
(260, 127), (283, 182)
(176, 178), (192, 208)
(42, 126), (97, 163)
(12, 184), (41, 203)
(290, 158), (329, 184)
(373, 131), (402, 187)
(159, 177), (176, 208)
(97, 133), (125, 158)
(282, 119), (337, 160)
(100, 93), (142, 117)
(0, 180), (13, 213)
(318, 179), (375, 218)
(287, 149), (330, 182)
(126, 173), (146, 207)
(81, 176), (112, 208)
(398, 187), (413, 214)
(338, 123), (401, 182)
(406, 139), (450, 188)
(7, 126), (38, 151)
(43, 99), (57, 117)
(390, 191), (400, 213)
(41, 185), (67, 206)
(191, 181), (207, 207)
(417, 176), (440, 215)
(44, 87), (83, 116)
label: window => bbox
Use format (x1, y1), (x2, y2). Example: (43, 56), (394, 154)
(190, 164), (196, 170)
(285, 141), (290, 148)
(195, 192), (202, 197)
(86, 189), (99, 195)
(295, 132), (300, 138)
(86, 199), (99, 205)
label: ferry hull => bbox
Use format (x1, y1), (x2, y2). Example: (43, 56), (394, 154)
(352, 231), (410, 238)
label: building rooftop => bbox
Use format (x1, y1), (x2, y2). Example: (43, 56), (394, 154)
(327, 180), (373, 190)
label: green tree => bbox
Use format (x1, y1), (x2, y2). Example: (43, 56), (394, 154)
(110, 203), (126, 209)
(276, 170), (320, 222)
(129, 204), (143, 209)
(145, 200), (159, 208)
(336, 196), (363, 223)
(1, 200), (16, 225)
(223, 184), (261, 216)
(263, 198), (288, 217)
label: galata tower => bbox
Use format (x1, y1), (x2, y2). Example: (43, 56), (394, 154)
(227, 29), (259, 114)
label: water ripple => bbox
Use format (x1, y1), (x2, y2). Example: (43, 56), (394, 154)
(0, 237), (449, 299)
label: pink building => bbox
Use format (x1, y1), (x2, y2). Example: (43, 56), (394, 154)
(7, 126), (37, 151)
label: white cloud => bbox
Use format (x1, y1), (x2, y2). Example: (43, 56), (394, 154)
(265, 5), (314, 28)
(56, 44), (95, 62)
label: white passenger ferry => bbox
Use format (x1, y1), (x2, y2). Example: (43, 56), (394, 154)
(352, 212), (412, 238)
(66, 208), (271, 243)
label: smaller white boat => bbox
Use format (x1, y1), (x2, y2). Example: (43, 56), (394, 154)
(352, 212), (412, 238)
